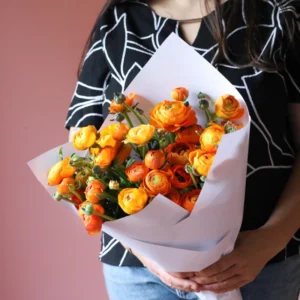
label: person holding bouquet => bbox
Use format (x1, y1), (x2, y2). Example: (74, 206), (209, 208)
(65, 0), (300, 299)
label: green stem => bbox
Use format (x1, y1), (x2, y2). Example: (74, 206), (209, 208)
(169, 132), (176, 144)
(70, 160), (93, 168)
(93, 211), (115, 221)
(141, 145), (146, 159)
(124, 103), (145, 124)
(204, 109), (213, 124)
(59, 147), (64, 160)
(142, 114), (150, 124)
(68, 185), (83, 202)
(61, 197), (80, 206)
(97, 192), (118, 203)
(190, 172), (198, 189)
(123, 111), (134, 128)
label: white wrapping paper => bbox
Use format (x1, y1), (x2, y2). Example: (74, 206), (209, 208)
(28, 34), (250, 300)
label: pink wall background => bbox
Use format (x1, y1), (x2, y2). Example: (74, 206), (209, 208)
(1, 1), (108, 299)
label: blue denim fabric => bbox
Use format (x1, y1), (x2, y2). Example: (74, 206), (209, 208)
(103, 254), (300, 300)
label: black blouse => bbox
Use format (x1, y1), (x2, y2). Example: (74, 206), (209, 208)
(65, 0), (300, 267)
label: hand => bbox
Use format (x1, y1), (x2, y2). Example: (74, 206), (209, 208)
(190, 229), (282, 294)
(132, 250), (201, 293)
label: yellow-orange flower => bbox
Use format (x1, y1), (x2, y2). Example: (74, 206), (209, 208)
(72, 126), (97, 150)
(109, 93), (135, 114)
(47, 157), (76, 186)
(56, 177), (75, 194)
(98, 124), (121, 148)
(165, 142), (195, 166)
(200, 123), (225, 151)
(171, 87), (189, 102)
(143, 169), (173, 197)
(118, 188), (148, 215)
(114, 144), (132, 164)
(112, 123), (129, 141)
(150, 100), (197, 132)
(175, 124), (203, 144)
(166, 188), (181, 206)
(189, 149), (216, 177)
(144, 150), (165, 170)
(215, 94), (244, 120)
(94, 147), (118, 168)
(181, 190), (201, 212)
(85, 180), (105, 204)
(78, 201), (104, 235)
(125, 162), (149, 183)
(124, 125), (155, 145)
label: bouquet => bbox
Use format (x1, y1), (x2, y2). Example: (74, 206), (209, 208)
(28, 34), (250, 300)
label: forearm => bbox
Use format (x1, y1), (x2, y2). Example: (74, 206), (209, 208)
(260, 153), (300, 252)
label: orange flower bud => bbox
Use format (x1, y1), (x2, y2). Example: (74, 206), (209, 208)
(200, 123), (225, 151)
(171, 165), (192, 189)
(176, 124), (203, 144)
(215, 94), (244, 120)
(118, 188), (148, 215)
(165, 142), (195, 166)
(166, 188), (181, 206)
(189, 149), (216, 177)
(75, 168), (91, 188)
(94, 146), (118, 169)
(78, 201), (104, 235)
(72, 126), (97, 150)
(143, 169), (173, 197)
(125, 162), (149, 183)
(109, 93), (135, 114)
(125, 125), (156, 145)
(112, 123), (129, 141)
(56, 177), (75, 194)
(171, 87), (189, 102)
(150, 100), (197, 132)
(181, 190), (201, 212)
(144, 150), (165, 170)
(47, 157), (76, 186)
(85, 180), (105, 204)
(114, 144), (132, 164)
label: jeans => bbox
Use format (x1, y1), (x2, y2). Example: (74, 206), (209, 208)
(103, 254), (300, 300)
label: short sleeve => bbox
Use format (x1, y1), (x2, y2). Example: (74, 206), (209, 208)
(284, 5), (300, 103)
(65, 14), (110, 130)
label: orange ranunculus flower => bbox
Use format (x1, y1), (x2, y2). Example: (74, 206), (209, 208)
(47, 157), (76, 186)
(98, 124), (121, 149)
(215, 94), (244, 120)
(112, 123), (129, 141)
(171, 165), (192, 189)
(94, 146), (118, 168)
(114, 144), (132, 164)
(143, 169), (173, 197)
(175, 124), (203, 144)
(144, 150), (166, 170)
(189, 149), (216, 177)
(181, 190), (201, 212)
(200, 123), (225, 151)
(171, 87), (189, 102)
(124, 125), (155, 145)
(166, 188), (181, 206)
(85, 180), (105, 204)
(125, 162), (149, 183)
(72, 126), (97, 150)
(165, 142), (195, 166)
(109, 93), (135, 114)
(150, 100), (197, 132)
(118, 188), (148, 215)
(78, 201), (104, 235)
(56, 177), (75, 194)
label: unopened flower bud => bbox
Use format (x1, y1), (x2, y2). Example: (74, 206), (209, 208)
(184, 101), (190, 107)
(109, 180), (120, 190)
(115, 113), (125, 122)
(198, 99), (209, 110)
(224, 121), (237, 133)
(92, 165), (103, 177)
(184, 163), (192, 174)
(87, 176), (97, 185)
(81, 203), (94, 216)
(114, 92), (126, 104)
(54, 192), (63, 201)
(136, 107), (144, 115)
(200, 176), (207, 182)
(159, 137), (169, 149)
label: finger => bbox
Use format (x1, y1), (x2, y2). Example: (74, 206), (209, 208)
(191, 264), (240, 285)
(161, 274), (201, 292)
(211, 280), (248, 294)
(201, 275), (242, 293)
(195, 252), (237, 277)
(168, 272), (195, 279)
